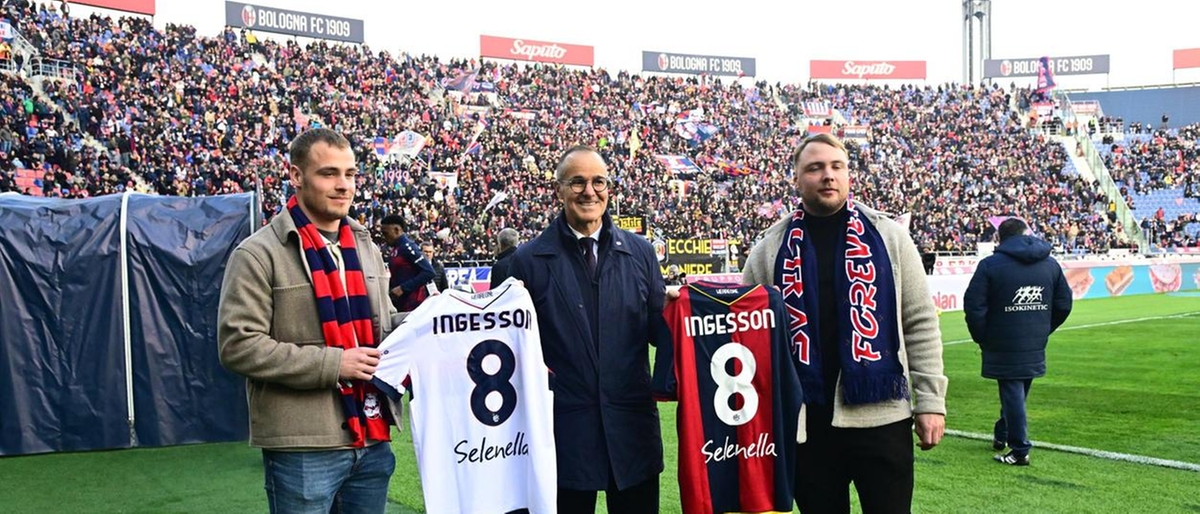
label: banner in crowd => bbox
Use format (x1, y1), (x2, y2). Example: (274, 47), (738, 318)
(756, 200), (784, 218)
(392, 130), (426, 157)
(656, 238), (726, 275)
(504, 109), (539, 120)
(0, 20), (13, 40)
(1032, 102), (1055, 122)
(441, 69), (478, 93)
(803, 101), (832, 117)
(372, 131), (426, 159)
(70, 0), (155, 15)
(616, 215), (648, 235)
(710, 157), (757, 176)
(1036, 56), (1057, 92)
(372, 137), (390, 157)
(633, 101), (666, 116)
(461, 105), (490, 117)
(810, 60), (927, 80)
(806, 124), (832, 135)
(378, 168), (406, 185)
(224, 2), (364, 44)
(1071, 101), (1101, 116)
(1174, 48), (1200, 70)
(480, 35), (594, 67)
(429, 171), (458, 191)
(445, 267), (492, 293)
(641, 51), (757, 77)
(841, 125), (869, 141)
(484, 191), (508, 212)
(983, 54), (1110, 78)
(655, 154), (703, 179)
(675, 120), (719, 147)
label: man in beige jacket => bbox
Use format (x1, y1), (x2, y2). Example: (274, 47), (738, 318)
(742, 133), (947, 514)
(218, 128), (401, 513)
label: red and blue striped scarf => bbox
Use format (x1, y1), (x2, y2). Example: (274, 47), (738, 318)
(287, 196), (391, 447)
(773, 200), (909, 405)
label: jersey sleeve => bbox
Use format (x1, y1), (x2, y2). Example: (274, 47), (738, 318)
(650, 291), (681, 401)
(372, 318), (418, 402)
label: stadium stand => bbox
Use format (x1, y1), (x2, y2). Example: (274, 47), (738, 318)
(1, 0), (1195, 262)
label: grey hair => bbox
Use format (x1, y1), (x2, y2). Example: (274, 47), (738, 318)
(497, 228), (520, 251)
(554, 145), (603, 182)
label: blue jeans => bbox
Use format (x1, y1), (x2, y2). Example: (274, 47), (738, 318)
(994, 379), (1034, 456)
(262, 442), (396, 514)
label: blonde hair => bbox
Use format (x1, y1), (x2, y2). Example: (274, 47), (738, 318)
(790, 133), (848, 168)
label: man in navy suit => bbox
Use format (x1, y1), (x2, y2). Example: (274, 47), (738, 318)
(509, 146), (665, 513)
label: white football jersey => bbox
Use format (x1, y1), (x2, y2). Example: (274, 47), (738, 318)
(374, 278), (556, 514)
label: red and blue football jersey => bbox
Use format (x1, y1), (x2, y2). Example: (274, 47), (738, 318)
(653, 283), (803, 514)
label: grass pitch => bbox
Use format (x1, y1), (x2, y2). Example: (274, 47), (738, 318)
(1, 294), (1196, 513)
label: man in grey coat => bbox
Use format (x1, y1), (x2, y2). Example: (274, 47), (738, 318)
(742, 133), (947, 514)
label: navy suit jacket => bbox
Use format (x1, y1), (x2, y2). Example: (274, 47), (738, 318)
(509, 212), (665, 490)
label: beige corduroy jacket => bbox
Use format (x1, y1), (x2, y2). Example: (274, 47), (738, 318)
(217, 212), (400, 449)
(742, 203), (948, 430)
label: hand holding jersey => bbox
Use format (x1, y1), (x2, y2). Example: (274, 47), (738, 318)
(373, 279), (557, 514)
(653, 283), (804, 514)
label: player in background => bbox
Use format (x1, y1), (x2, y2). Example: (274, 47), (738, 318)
(653, 282), (804, 514)
(379, 214), (435, 312)
(509, 145), (667, 513)
(372, 279), (557, 513)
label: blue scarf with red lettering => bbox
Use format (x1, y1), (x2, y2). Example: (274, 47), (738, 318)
(773, 200), (908, 405)
(288, 196), (392, 447)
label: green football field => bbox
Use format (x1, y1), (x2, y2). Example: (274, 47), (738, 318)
(1, 294), (1197, 513)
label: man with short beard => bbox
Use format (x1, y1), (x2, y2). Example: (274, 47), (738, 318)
(743, 133), (947, 514)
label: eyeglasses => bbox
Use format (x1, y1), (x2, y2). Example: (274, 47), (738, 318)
(559, 176), (611, 193)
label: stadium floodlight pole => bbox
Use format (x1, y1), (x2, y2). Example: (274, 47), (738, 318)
(962, 0), (992, 84)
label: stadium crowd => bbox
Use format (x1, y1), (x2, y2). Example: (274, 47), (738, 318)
(1104, 124), (1200, 198)
(2, 0), (1196, 261)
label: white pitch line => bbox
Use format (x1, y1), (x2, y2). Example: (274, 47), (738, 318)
(946, 429), (1200, 472)
(943, 311), (1200, 346)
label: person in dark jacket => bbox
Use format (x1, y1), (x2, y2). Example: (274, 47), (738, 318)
(420, 241), (449, 293)
(379, 215), (435, 312)
(489, 227), (520, 289)
(509, 145), (665, 513)
(964, 218), (1072, 466)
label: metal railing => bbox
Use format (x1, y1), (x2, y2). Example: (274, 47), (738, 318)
(1072, 131), (1147, 251)
(1057, 93), (1148, 252)
(6, 24), (38, 72)
(28, 56), (80, 84)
